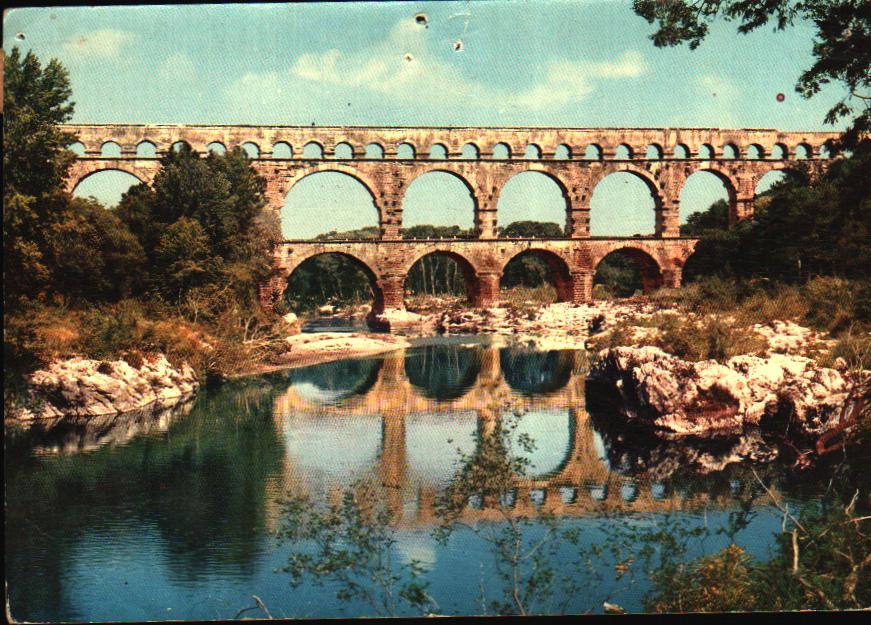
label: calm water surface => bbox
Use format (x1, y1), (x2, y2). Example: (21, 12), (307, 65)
(6, 340), (826, 621)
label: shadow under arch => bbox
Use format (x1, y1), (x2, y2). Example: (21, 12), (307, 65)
(404, 344), (483, 401)
(593, 247), (663, 297)
(500, 248), (573, 303)
(402, 249), (479, 305)
(499, 348), (575, 396)
(283, 356), (383, 405)
(284, 251), (384, 314)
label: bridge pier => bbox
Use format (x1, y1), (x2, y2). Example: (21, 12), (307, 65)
(662, 267), (682, 290)
(472, 272), (501, 307)
(377, 274), (406, 312)
(570, 270), (594, 304)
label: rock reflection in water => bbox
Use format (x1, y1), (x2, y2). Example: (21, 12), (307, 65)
(586, 379), (779, 480)
(7, 400), (194, 455)
(6, 343), (802, 622)
(268, 344), (776, 525)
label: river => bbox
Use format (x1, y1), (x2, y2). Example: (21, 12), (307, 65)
(6, 339), (832, 620)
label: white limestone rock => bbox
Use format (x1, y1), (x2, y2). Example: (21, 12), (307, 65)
(589, 346), (854, 439)
(14, 354), (199, 421)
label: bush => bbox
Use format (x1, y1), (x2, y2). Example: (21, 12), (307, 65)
(802, 276), (857, 333)
(654, 316), (767, 363)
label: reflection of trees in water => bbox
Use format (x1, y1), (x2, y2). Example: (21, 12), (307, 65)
(286, 357), (382, 402)
(500, 349), (574, 395)
(6, 379), (286, 620)
(405, 345), (482, 400)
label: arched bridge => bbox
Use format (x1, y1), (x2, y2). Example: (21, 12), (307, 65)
(62, 124), (837, 310)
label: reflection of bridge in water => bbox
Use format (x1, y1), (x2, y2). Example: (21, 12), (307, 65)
(266, 346), (777, 527)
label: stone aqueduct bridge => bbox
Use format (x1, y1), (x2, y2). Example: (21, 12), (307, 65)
(63, 124), (838, 310)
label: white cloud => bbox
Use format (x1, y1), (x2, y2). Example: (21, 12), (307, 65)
(159, 53), (196, 81)
(62, 29), (136, 59)
(225, 17), (647, 116)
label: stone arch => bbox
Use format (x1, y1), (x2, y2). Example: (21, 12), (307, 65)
(365, 143), (385, 159)
(722, 143), (740, 159)
(100, 141), (122, 157)
(554, 144), (571, 160)
(67, 141), (86, 156)
(272, 141), (293, 158)
(461, 142), (480, 159)
(645, 143), (664, 159)
(283, 250), (384, 313)
(593, 246), (664, 296)
(614, 143), (633, 159)
(71, 168), (147, 208)
(171, 140), (191, 153)
(281, 168), (381, 239)
(396, 142), (416, 159)
(697, 143), (715, 159)
(680, 168), (738, 224)
(70, 166), (148, 193)
(500, 248), (574, 302)
(334, 141), (355, 159)
(136, 140), (157, 157)
(753, 166), (808, 195)
(402, 249), (480, 305)
(747, 143), (765, 159)
(771, 142), (789, 159)
(206, 141), (227, 155)
(673, 143), (691, 159)
(492, 142), (512, 159)
(497, 170), (571, 234)
(524, 144), (542, 159)
(589, 167), (663, 236)
(303, 141), (325, 159)
(584, 144), (603, 160)
(401, 169), (478, 234)
(794, 142), (813, 159)
(240, 141), (260, 158)
(429, 143), (449, 160)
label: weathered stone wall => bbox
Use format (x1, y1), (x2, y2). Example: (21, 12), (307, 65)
(61, 124), (837, 310)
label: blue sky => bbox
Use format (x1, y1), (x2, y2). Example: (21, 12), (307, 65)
(4, 2), (843, 235)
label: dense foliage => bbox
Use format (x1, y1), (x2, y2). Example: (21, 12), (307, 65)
(3, 48), (282, 401)
(681, 144), (871, 284)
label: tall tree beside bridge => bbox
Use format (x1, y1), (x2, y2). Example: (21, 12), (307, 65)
(3, 47), (76, 309)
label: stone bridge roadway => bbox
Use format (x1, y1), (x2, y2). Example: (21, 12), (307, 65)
(264, 347), (777, 526)
(62, 124), (837, 310)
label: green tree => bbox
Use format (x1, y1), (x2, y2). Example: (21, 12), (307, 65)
(680, 144), (871, 283)
(45, 197), (147, 301)
(117, 144), (281, 310)
(633, 0), (871, 147)
(498, 220), (563, 238)
(3, 47), (77, 309)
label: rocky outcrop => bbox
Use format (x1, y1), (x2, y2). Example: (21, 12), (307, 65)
(588, 346), (855, 440)
(11, 354), (199, 421)
(371, 309), (438, 334)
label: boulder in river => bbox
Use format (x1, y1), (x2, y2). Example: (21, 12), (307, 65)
(587, 346), (855, 441)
